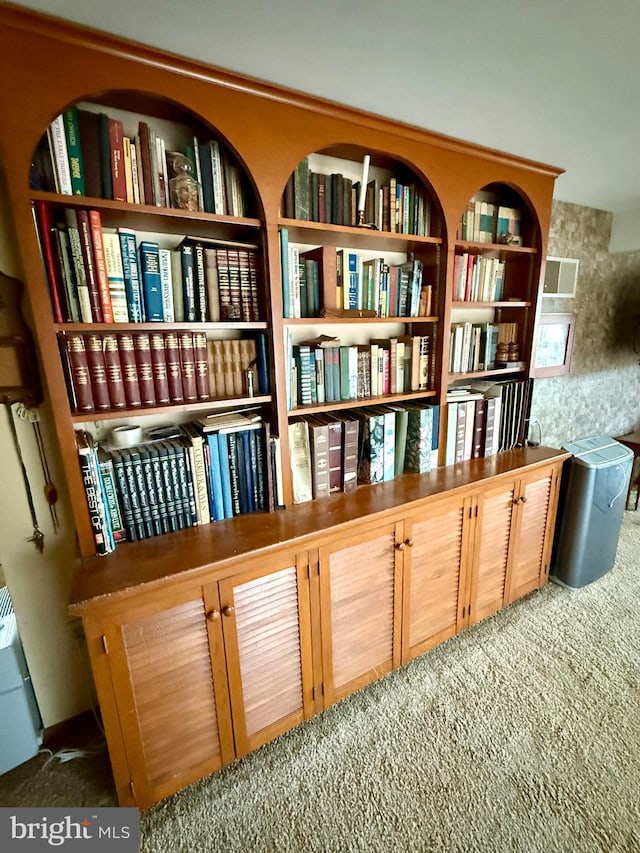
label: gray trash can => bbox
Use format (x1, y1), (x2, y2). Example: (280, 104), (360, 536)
(550, 435), (633, 589)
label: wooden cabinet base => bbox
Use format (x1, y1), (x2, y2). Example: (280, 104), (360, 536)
(71, 446), (567, 809)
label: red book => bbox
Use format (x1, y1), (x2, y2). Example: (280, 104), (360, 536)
(192, 330), (210, 402)
(84, 333), (111, 411)
(149, 331), (170, 405)
(34, 200), (64, 323)
(109, 118), (127, 202)
(76, 208), (102, 322)
(116, 333), (142, 409)
(102, 333), (127, 410)
(88, 209), (114, 322)
(65, 333), (94, 413)
(178, 331), (197, 402)
(137, 121), (155, 206)
(132, 332), (156, 407)
(164, 331), (184, 403)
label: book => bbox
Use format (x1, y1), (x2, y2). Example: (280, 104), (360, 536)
(139, 240), (163, 321)
(404, 404), (434, 474)
(178, 331), (198, 403)
(33, 201), (65, 323)
(64, 209), (92, 322)
(48, 113), (73, 194)
(132, 332), (156, 407)
(148, 331), (170, 405)
(108, 118), (127, 202)
(355, 409), (385, 485)
(101, 230), (129, 322)
(117, 333), (142, 409)
(117, 228), (145, 323)
(164, 331), (184, 403)
(62, 107), (85, 195)
(102, 333), (127, 410)
(65, 333), (94, 413)
(288, 419), (313, 503)
(306, 417), (330, 499)
(87, 209), (114, 323)
(76, 430), (114, 554)
(159, 247), (175, 322)
(84, 333), (111, 412)
(180, 423), (211, 526)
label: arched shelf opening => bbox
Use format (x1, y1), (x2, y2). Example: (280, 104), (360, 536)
(457, 182), (540, 250)
(29, 89), (263, 223)
(280, 143), (445, 240)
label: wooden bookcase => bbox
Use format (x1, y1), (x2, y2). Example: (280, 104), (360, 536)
(0, 5), (568, 809)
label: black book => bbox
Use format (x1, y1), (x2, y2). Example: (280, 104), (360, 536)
(110, 449), (136, 542)
(139, 445), (163, 537)
(129, 446), (154, 539)
(119, 448), (146, 540)
(156, 441), (180, 533)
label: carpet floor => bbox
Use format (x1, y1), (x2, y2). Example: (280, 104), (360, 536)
(2, 511), (639, 852)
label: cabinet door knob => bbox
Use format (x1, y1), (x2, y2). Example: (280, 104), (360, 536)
(512, 498), (520, 505)
(520, 495), (528, 503)
(396, 541), (406, 551)
(222, 605), (235, 617)
(206, 609), (220, 621)
(405, 538), (414, 548)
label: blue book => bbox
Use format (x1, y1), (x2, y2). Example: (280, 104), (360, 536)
(347, 252), (358, 309)
(205, 433), (225, 521)
(180, 243), (196, 322)
(280, 228), (291, 318)
(138, 240), (163, 321)
(241, 429), (255, 512)
(118, 228), (145, 322)
(216, 432), (234, 519)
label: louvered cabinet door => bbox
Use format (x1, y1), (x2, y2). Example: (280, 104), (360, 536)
(218, 550), (314, 757)
(105, 584), (234, 809)
(506, 464), (560, 603)
(318, 522), (402, 707)
(401, 494), (471, 664)
(467, 479), (518, 626)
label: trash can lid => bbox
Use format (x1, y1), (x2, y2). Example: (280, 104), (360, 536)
(562, 435), (634, 467)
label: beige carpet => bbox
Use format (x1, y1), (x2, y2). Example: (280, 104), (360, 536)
(2, 512), (640, 852)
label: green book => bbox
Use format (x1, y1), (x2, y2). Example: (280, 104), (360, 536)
(63, 107), (86, 195)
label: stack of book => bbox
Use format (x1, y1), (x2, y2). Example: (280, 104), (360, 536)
(76, 414), (284, 553)
(32, 106), (249, 216)
(288, 333), (431, 409)
(444, 379), (531, 465)
(34, 203), (262, 325)
(280, 229), (432, 320)
(282, 157), (431, 235)
(453, 254), (506, 302)
(60, 330), (269, 414)
(458, 193), (523, 245)
(288, 401), (440, 504)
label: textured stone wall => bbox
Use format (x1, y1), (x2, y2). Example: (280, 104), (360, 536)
(529, 200), (640, 448)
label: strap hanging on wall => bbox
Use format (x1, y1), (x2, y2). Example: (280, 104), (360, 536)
(0, 270), (57, 550)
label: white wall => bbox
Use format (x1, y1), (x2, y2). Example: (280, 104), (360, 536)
(0, 178), (92, 727)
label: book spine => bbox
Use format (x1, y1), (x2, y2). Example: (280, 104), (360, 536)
(76, 109), (102, 199)
(192, 330), (211, 402)
(178, 331), (198, 403)
(102, 333), (127, 410)
(117, 333), (142, 409)
(308, 420), (330, 499)
(110, 450), (136, 541)
(49, 114), (73, 194)
(87, 209), (114, 322)
(63, 209), (92, 322)
(164, 331), (184, 403)
(117, 229), (145, 323)
(129, 447), (153, 538)
(193, 243), (208, 322)
(139, 448), (163, 536)
(34, 201), (64, 323)
(109, 118), (127, 202)
(132, 332), (156, 407)
(159, 247), (175, 323)
(147, 445), (170, 534)
(149, 331), (170, 405)
(288, 420), (312, 503)
(84, 332), (111, 412)
(65, 333), (95, 413)
(77, 445), (111, 554)
(101, 231), (129, 322)
(216, 248), (232, 320)
(216, 433), (234, 519)
(63, 108), (86, 195)
(180, 243), (196, 322)
(226, 431), (242, 515)
(139, 240), (163, 321)
(157, 442), (180, 532)
(98, 451), (127, 545)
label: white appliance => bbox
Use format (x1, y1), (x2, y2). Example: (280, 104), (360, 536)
(0, 586), (43, 774)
